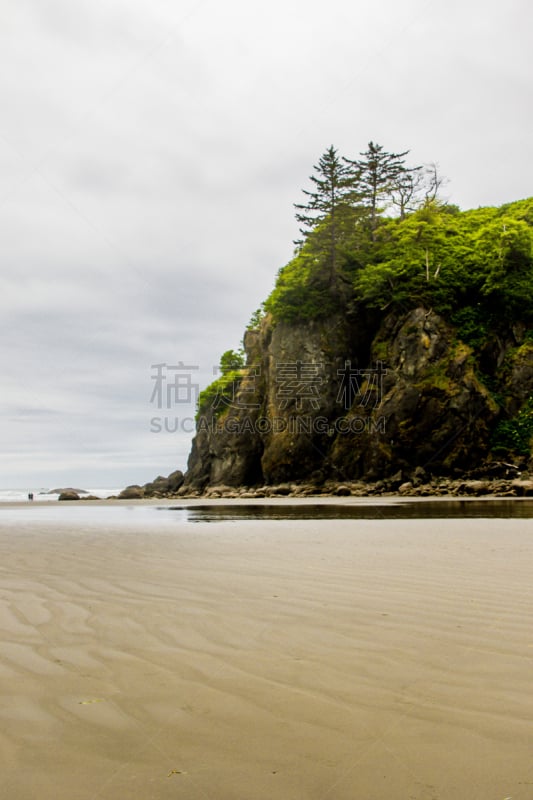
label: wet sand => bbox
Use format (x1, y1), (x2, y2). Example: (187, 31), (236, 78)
(0, 511), (532, 799)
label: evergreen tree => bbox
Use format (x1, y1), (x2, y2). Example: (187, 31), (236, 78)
(294, 145), (355, 287)
(345, 141), (411, 236)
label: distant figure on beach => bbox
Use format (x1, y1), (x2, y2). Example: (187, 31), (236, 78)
(28, 492), (34, 501)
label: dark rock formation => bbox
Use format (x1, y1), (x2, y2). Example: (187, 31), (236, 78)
(58, 491), (80, 501)
(142, 470), (184, 497)
(116, 470), (186, 500)
(183, 307), (532, 491)
(118, 485), (144, 499)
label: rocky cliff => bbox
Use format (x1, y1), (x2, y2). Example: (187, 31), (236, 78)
(183, 307), (533, 491)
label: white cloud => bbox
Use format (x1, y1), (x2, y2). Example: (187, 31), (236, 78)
(1, 0), (531, 487)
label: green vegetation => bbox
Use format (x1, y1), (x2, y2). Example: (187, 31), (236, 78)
(294, 145), (354, 287)
(343, 141), (413, 234)
(264, 140), (533, 331)
(246, 307), (265, 330)
(196, 349), (245, 419)
(353, 198), (533, 321)
(492, 397), (533, 456)
(450, 306), (489, 349)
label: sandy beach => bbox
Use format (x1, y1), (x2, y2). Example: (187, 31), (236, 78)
(0, 504), (532, 799)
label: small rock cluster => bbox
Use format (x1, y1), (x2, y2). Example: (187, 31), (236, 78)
(115, 470), (185, 500)
(171, 475), (533, 500)
(168, 460), (532, 499)
(59, 463), (533, 502)
(57, 490), (100, 501)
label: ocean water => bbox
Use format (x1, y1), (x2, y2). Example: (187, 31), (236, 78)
(0, 488), (122, 503)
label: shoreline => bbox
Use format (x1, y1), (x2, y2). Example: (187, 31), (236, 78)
(2, 491), (533, 511)
(117, 471), (533, 502)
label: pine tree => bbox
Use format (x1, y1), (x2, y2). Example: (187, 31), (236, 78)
(345, 141), (410, 236)
(294, 146), (355, 287)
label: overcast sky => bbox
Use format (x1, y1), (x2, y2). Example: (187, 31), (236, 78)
(0, 0), (531, 489)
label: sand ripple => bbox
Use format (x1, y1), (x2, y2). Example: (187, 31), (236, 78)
(0, 517), (532, 799)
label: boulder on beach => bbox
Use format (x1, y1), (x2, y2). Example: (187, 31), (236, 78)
(58, 491), (80, 501)
(118, 485), (144, 499)
(166, 469), (185, 492)
(142, 469), (185, 497)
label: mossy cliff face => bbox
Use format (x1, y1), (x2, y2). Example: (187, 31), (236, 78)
(329, 309), (499, 480)
(184, 308), (532, 489)
(503, 341), (533, 414)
